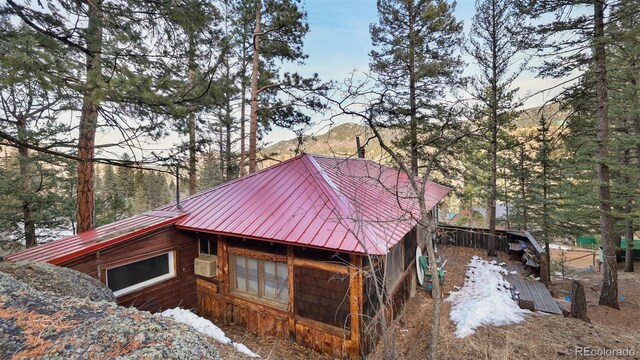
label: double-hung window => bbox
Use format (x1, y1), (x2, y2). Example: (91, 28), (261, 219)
(106, 251), (176, 297)
(231, 254), (288, 306)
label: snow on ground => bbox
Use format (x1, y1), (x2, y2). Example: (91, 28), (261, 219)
(160, 308), (260, 358)
(446, 256), (530, 338)
(549, 243), (572, 251)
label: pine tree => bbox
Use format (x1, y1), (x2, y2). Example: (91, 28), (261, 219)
(0, 19), (74, 247)
(369, 0), (464, 176)
(607, 0), (640, 272)
(468, 0), (526, 256)
(247, 0), (329, 173)
(368, 1), (465, 357)
(519, 0), (621, 309)
(3, 0), (221, 232)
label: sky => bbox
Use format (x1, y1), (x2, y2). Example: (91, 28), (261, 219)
(263, 0), (566, 145)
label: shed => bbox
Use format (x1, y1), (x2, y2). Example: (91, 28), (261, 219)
(6, 154), (449, 358)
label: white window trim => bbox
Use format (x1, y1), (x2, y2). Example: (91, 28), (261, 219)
(107, 251), (176, 297)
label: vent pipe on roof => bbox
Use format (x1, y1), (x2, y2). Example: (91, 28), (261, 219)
(176, 166), (182, 210)
(355, 137), (365, 158)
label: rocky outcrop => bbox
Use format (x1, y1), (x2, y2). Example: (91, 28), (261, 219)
(0, 264), (220, 359)
(0, 261), (115, 302)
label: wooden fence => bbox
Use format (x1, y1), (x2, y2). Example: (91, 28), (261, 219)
(436, 225), (510, 251)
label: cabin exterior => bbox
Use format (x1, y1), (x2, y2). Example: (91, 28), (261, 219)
(6, 154), (449, 359)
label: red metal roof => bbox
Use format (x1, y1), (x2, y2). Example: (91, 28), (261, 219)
(5, 211), (186, 264)
(167, 154), (450, 255)
(7, 154), (449, 263)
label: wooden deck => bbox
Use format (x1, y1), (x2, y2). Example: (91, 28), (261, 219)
(503, 260), (562, 315)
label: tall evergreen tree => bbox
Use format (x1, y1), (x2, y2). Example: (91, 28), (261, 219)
(607, 0), (640, 272)
(369, 0), (464, 176)
(519, 0), (620, 309)
(0, 18), (74, 247)
(468, 0), (526, 256)
(246, 0), (329, 173)
(3, 0), (218, 232)
(368, 1), (465, 357)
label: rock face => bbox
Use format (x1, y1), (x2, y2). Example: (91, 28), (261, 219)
(0, 261), (115, 303)
(0, 263), (220, 359)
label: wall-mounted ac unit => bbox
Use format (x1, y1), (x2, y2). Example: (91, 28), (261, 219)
(194, 255), (217, 278)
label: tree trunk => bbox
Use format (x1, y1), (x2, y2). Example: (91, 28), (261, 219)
(248, 0), (261, 174)
(569, 280), (590, 322)
(624, 204), (634, 273)
(422, 213), (441, 360)
(239, 22), (250, 177)
(503, 166), (510, 229)
(188, 112), (197, 194)
(188, 34), (198, 195)
(77, 0), (103, 233)
(226, 109), (232, 179)
(17, 115), (36, 248)
(541, 120), (551, 284)
(487, 1), (498, 257)
(219, 115), (225, 179)
(519, 144), (528, 230)
(225, 58), (233, 180)
(594, 0), (619, 309)
(408, 3), (418, 177)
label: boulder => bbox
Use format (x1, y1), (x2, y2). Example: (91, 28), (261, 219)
(0, 261), (116, 303)
(0, 269), (220, 359)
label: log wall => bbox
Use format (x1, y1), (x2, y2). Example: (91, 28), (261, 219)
(197, 236), (354, 358)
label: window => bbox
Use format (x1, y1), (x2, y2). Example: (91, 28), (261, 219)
(199, 238), (217, 256)
(231, 254), (289, 305)
(106, 251), (176, 297)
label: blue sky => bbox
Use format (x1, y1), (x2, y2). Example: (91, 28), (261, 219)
(264, 0), (557, 144)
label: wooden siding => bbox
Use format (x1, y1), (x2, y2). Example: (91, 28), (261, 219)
(195, 231), (419, 359)
(61, 226), (198, 313)
(197, 237), (353, 358)
(294, 265), (351, 329)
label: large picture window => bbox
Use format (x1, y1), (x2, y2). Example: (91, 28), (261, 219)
(106, 251), (176, 297)
(231, 254), (288, 305)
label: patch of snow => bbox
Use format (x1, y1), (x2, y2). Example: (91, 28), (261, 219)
(498, 262), (506, 266)
(446, 256), (530, 338)
(160, 308), (260, 358)
(549, 243), (571, 251)
(509, 271), (518, 275)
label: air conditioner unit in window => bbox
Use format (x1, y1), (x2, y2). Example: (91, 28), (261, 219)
(194, 255), (217, 278)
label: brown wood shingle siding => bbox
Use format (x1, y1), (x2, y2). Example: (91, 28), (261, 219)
(294, 265), (351, 329)
(60, 226), (198, 313)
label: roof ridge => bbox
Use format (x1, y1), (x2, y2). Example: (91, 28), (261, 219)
(301, 155), (352, 217)
(303, 155), (388, 254)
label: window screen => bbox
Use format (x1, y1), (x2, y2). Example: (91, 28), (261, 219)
(385, 243), (404, 292)
(106, 252), (175, 296)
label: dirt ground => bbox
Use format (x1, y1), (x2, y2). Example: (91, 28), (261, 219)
(369, 244), (640, 360)
(215, 245), (640, 359)
(551, 248), (598, 269)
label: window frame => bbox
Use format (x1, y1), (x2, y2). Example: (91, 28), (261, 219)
(199, 237), (217, 256)
(105, 250), (177, 297)
(229, 252), (289, 309)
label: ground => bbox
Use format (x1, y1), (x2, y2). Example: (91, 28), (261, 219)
(214, 244), (640, 359)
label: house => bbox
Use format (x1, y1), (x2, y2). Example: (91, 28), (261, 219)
(6, 154), (449, 358)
